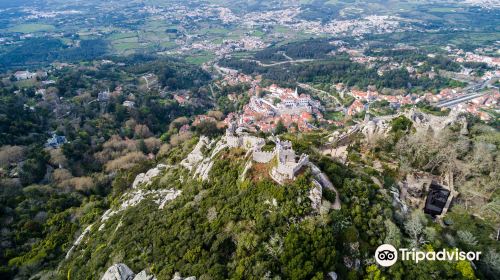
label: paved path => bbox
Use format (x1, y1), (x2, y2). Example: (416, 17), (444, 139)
(241, 58), (316, 67)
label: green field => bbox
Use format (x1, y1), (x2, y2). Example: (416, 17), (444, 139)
(108, 32), (137, 41)
(7, 24), (55, 33)
(185, 51), (216, 65)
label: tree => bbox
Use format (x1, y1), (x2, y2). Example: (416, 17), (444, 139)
(482, 250), (500, 278)
(456, 260), (476, 280)
(404, 211), (427, 248)
(195, 121), (221, 138)
(384, 220), (402, 248)
(134, 124), (152, 139)
(323, 188), (337, 203)
(138, 139), (148, 154)
(20, 149), (49, 186)
(0, 145), (25, 167)
(364, 265), (385, 280)
(275, 120), (287, 135)
(457, 230), (478, 248)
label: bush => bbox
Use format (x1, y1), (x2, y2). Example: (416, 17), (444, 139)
(323, 188), (337, 203)
(105, 152), (147, 172)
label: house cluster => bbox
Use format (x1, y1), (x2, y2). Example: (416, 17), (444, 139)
(423, 88), (464, 103)
(462, 52), (500, 68)
(457, 92), (500, 121)
(225, 85), (324, 132)
(14, 70), (46, 81)
(445, 45), (500, 68)
(422, 88), (499, 121)
(221, 72), (260, 87)
(225, 123), (309, 185)
(183, 36), (266, 57)
(345, 88), (413, 116)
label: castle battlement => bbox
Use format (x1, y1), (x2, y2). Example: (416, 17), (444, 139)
(225, 125), (309, 184)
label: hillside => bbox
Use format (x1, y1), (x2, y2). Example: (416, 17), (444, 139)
(53, 109), (499, 279)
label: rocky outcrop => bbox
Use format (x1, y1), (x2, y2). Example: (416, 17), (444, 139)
(101, 264), (156, 280)
(171, 272), (196, 280)
(358, 109), (468, 140)
(99, 189), (182, 230)
(361, 118), (390, 140)
(134, 270), (156, 280)
(100, 264), (195, 280)
(181, 136), (227, 181)
(101, 264), (135, 280)
(181, 136), (211, 172)
(309, 180), (323, 211)
(65, 224), (92, 259)
(308, 162), (341, 210)
(404, 108), (466, 134)
(328, 272), (338, 280)
(132, 164), (170, 189)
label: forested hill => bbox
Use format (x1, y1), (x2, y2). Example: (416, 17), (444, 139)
(0, 38), (108, 71)
(59, 136), (386, 279)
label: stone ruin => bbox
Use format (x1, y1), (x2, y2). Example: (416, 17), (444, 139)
(359, 108), (469, 141)
(224, 123), (309, 185)
(405, 108), (468, 135)
(401, 173), (456, 218)
(270, 139), (309, 184)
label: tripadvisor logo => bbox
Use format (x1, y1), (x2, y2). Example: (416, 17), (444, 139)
(374, 244), (481, 267)
(375, 244), (398, 267)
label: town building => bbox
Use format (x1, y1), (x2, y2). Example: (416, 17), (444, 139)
(123, 101), (135, 108)
(233, 85), (324, 132)
(14, 70), (36, 80)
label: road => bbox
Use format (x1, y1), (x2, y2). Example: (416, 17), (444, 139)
(436, 77), (498, 108)
(241, 58), (316, 67)
(437, 92), (488, 108)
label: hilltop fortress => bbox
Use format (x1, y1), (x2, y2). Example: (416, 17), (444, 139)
(225, 123), (309, 184)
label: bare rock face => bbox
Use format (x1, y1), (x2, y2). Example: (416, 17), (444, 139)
(328, 271), (338, 280)
(358, 109), (468, 142)
(101, 264), (134, 280)
(132, 164), (169, 189)
(101, 264), (157, 280)
(361, 119), (390, 140)
(171, 272), (196, 280)
(404, 108), (466, 134)
(134, 270), (156, 280)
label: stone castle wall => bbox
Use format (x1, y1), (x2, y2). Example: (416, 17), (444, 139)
(226, 135), (241, 148)
(225, 129), (309, 184)
(242, 135), (265, 149)
(293, 154), (309, 174)
(275, 154), (309, 180)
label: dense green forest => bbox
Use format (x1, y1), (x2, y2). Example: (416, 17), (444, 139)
(0, 38), (108, 71)
(220, 55), (458, 92)
(0, 56), (215, 279)
(254, 39), (338, 63)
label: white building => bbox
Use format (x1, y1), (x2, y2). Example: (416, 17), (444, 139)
(123, 101), (135, 108)
(14, 71), (36, 80)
